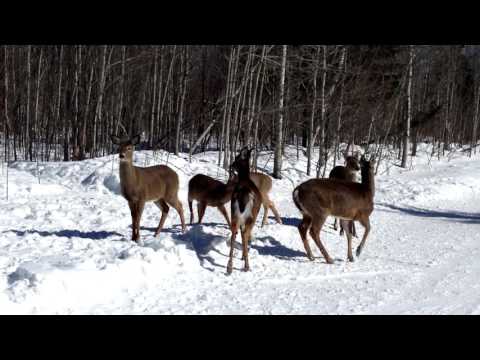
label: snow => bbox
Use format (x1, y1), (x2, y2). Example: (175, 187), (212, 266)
(0, 144), (480, 314)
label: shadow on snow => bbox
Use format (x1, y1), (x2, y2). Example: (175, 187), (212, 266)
(377, 203), (480, 224)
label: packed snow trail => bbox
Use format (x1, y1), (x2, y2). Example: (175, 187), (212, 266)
(0, 145), (479, 314)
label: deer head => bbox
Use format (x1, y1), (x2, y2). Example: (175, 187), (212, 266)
(230, 147), (252, 179)
(110, 134), (141, 163)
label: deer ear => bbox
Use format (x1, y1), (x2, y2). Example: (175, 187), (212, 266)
(110, 134), (122, 145)
(131, 134), (141, 146)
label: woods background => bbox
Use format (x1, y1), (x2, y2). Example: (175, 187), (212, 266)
(2, 45), (480, 178)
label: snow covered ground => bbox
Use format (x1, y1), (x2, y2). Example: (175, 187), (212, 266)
(0, 144), (479, 314)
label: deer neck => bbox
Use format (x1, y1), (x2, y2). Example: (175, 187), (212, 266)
(361, 166), (375, 197)
(119, 160), (138, 188)
(237, 167), (251, 182)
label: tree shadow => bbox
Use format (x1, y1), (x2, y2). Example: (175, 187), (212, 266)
(3, 229), (124, 240)
(377, 203), (480, 224)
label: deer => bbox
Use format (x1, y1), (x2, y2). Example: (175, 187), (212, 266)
(110, 134), (186, 243)
(188, 170), (282, 229)
(292, 155), (375, 264)
(227, 147), (263, 274)
(249, 172), (283, 227)
(187, 173), (236, 228)
(328, 151), (361, 238)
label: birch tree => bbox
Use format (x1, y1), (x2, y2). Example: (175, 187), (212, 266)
(273, 45), (287, 179)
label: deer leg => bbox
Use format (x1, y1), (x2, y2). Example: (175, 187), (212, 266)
(333, 218), (338, 231)
(310, 215), (334, 264)
(340, 219), (354, 262)
(154, 200), (170, 237)
(130, 201), (145, 243)
(352, 221), (358, 238)
(169, 198), (186, 233)
(240, 226), (246, 261)
(227, 222), (238, 275)
(197, 202), (207, 224)
(188, 200), (194, 225)
(356, 216), (371, 257)
(217, 204), (231, 228)
(261, 201), (269, 227)
(268, 200), (283, 225)
(241, 222), (252, 272)
(298, 215), (315, 261)
(128, 202), (137, 242)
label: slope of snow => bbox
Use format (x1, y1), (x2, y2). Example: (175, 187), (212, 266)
(0, 145), (479, 314)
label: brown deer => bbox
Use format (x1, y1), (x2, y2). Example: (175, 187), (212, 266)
(187, 173), (236, 228)
(328, 152), (361, 237)
(188, 171), (282, 229)
(227, 148), (263, 274)
(110, 134), (186, 243)
(292, 155), (375, 263)
(250, 173), (283, 227)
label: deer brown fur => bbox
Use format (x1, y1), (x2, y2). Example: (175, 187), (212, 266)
(188, 171), (281, 229)
(328, 152), (361, 237)
(111, 134), (186, 243)
(227, 148), (262, 274)
(250, 173), (283, 226)
(293, 156), (375, 263)
(188, 174), (236, 228)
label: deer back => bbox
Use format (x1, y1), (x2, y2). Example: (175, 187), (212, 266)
(295, 158), (375, 221)
(188, 174), (235, 206)
(120, 164), (179, 203)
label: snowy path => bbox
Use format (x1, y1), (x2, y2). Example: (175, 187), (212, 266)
(0, 146), (479, 314)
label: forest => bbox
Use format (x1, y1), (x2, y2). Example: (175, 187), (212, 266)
(1, 45), (479, 178)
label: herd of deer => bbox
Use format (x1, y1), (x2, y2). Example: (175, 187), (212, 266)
(110, 135), (375, 274)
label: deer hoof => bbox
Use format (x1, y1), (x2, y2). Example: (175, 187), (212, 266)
(348, 256), (355, 263)
(243, 266), (250, 272)
(307, 255), (315, 261)
(326, 258), (335, 264)
(356, 247), (362, 257)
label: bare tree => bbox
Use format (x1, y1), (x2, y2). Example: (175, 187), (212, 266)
(273, 45), (287, 179)
(401, 45), (414, 168)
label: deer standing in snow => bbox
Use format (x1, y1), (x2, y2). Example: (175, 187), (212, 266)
(110, 134), (186, 243)
(227, 148), (263, 274)
(328, 151), (361, 237)
(188, 171), (282, 228)
(249, 172), (282, 227)
(293, 155), (375, 263)
(188, 173), (237, 228)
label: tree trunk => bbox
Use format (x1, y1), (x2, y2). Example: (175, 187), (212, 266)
(273, 45), (287, 179)
(149, 46), (158, 148)
(401, 45), (414, 168)
(34, 47), (43, 161)
(307, 46), (320, 176)
(175, 46), (188, 155)
(316, 46), (327, 178)
(26, 46), (32, 161)
(218, 46), (234, 167)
